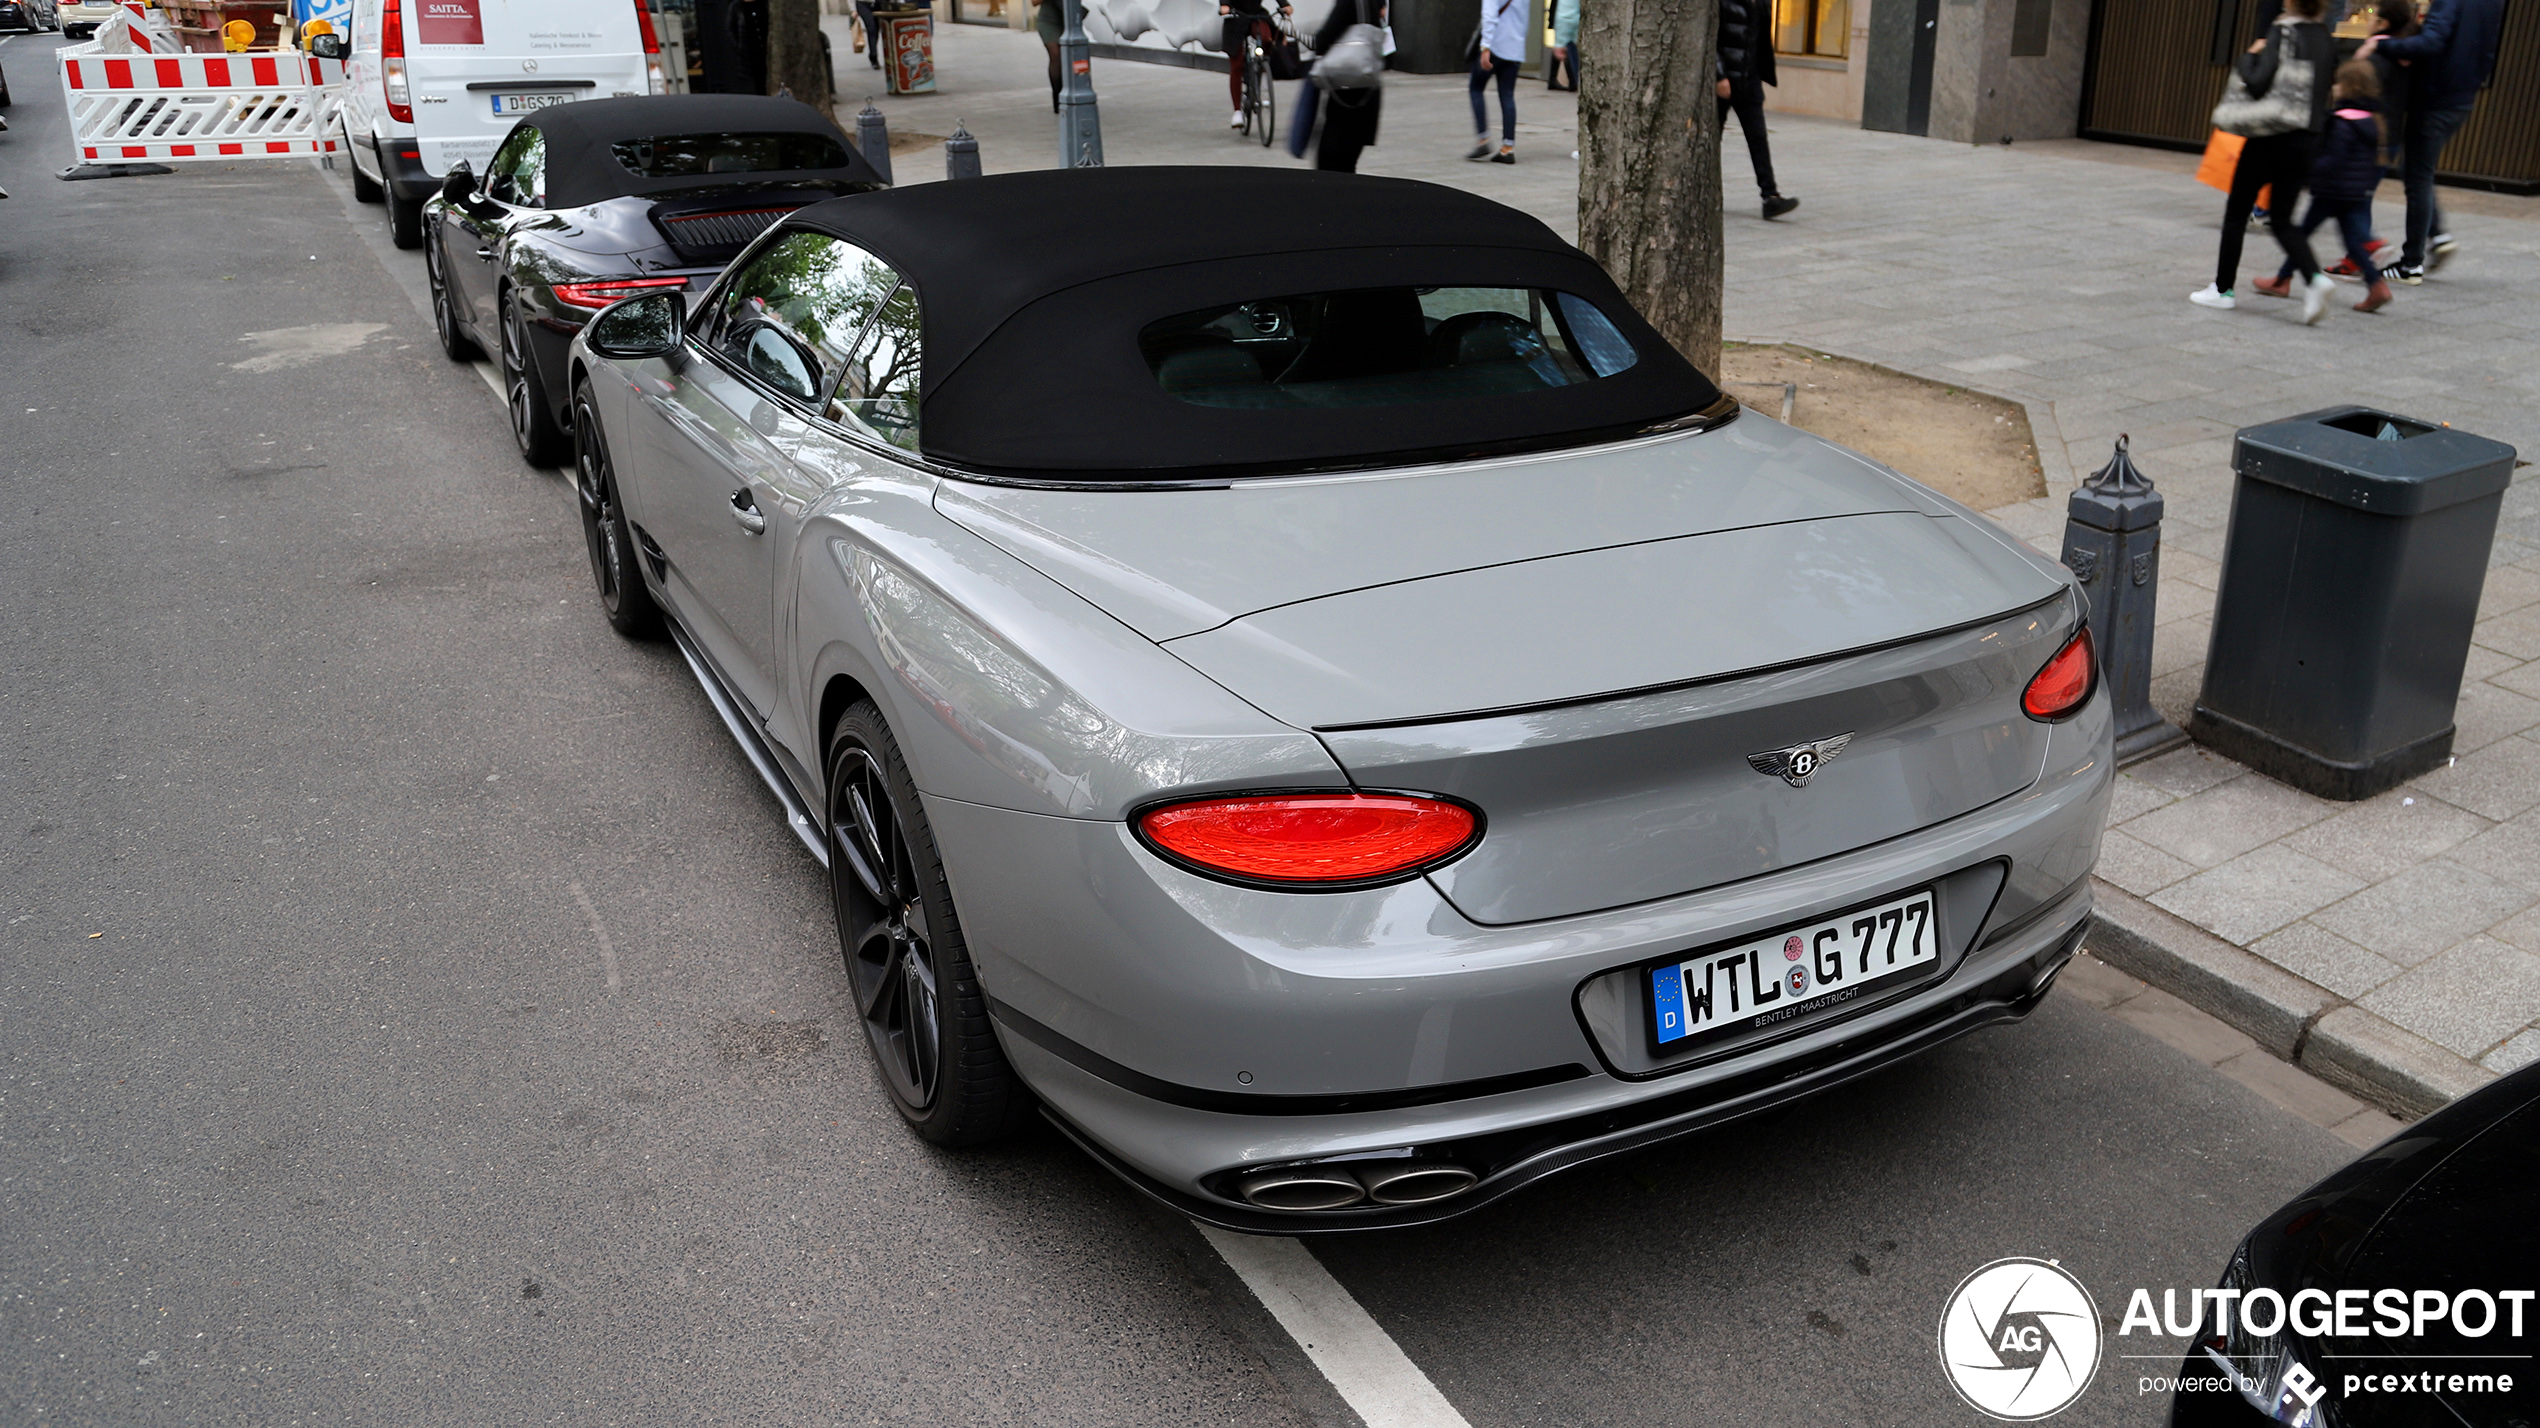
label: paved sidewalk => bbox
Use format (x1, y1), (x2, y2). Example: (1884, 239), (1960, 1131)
(846, 26), (2540, 1112)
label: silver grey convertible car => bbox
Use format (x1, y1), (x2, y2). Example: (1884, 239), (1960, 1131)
(564, 167), (2113, 1231)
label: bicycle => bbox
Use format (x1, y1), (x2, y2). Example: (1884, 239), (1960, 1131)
(1239, 14), (1292, 148)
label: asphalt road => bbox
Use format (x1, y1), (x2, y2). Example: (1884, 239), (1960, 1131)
(1, 35), (2357, 1425)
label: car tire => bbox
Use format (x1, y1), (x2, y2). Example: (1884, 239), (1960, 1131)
(349, 129), (383, 202)
(570, 379), (662, 640)
(385, 190), (423, 250)
(499, 287), (571, 467)
(827, 700), (1032, 1148)
(424, 235), (480, 362)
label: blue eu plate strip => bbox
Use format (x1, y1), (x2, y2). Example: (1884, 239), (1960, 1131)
(1651, 962), (1688, 1044)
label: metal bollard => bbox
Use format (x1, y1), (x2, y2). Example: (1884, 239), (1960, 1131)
(944, 122), (981, 180)
(2061, 436), (2187, 765)
(856, 101), (895, 185)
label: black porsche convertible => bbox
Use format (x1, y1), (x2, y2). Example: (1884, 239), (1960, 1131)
(424, 94), (887, 467)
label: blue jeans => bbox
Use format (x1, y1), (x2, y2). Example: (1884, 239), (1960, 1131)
(2400, 103), (2470, 267)
(1469, 53), (1516, 142)
(2277, 196), (2375, 282)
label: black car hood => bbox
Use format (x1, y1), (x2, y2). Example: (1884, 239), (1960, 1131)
(2232, 1070), (2540, 1427)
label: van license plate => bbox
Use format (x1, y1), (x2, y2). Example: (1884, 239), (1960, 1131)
(490, 91), (576, 115)
(1650, 889), (1938, 1050)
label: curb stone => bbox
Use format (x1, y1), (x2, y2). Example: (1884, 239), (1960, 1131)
(2085, 878), (2496, 1119)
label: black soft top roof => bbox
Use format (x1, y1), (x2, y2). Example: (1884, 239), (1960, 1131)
(780, 168), (1723, 477)
(527, 95), (879, 209)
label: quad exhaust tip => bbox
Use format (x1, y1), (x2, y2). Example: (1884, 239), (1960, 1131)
(1233, 1161), (1479, 1212)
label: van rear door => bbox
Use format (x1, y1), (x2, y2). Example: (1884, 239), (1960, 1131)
(407, 0), (649, 177)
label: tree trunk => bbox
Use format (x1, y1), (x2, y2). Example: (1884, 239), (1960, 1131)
(1576, 0), (1723, 378)
(766, 0), (832, 112)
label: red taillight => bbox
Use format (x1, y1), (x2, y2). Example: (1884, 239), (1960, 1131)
(633, 0), (661, 53)
(380, 0), (411, 122)
(633, 1), (668, 92)
(1137, 792), (1479, 887)
(552, 275), (690, 309)
(2023, 628), (2097, 720)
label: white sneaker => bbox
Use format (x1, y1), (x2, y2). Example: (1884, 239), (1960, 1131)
(2189, 283), (2236, 310)
(1230, 110), (1245, 128)
(2429, 233), (2458, 270)
(2301, 271), (2335, 324)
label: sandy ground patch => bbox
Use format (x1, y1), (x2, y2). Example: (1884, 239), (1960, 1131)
(1720, 343), (2047, 512)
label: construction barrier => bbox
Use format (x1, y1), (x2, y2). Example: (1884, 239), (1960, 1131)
(58, 3), (346, 166)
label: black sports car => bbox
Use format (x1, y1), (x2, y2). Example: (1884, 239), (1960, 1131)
(2170, 1059), (2539, 1428)
(423, 94), (886, 466)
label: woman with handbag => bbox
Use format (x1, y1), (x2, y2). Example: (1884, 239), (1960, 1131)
(2192, 0), (2338, 321)
(1310, 0), (1385, 171)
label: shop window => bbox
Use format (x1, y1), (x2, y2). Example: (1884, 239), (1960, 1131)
(1773, 0), (1848, 59)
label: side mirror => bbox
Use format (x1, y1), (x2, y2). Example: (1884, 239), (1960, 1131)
(589, 291), (686, 360)
(440, 162), (476, 206)
(307, 33), (345, 59)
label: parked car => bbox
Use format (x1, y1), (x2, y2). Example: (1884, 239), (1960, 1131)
(340, 0), (666, 249)
(563, 167), (2112, 1231)
(2169, 1059), (2540, 1428)
(423, 94), (883, 467)
(57, 0), (111, 38)
(0, 0), (60, 34)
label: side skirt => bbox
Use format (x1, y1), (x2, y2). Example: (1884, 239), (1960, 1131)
(663, 619), (830, 869)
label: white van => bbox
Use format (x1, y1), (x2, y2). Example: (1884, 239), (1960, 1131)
(342, 0), (665, 249)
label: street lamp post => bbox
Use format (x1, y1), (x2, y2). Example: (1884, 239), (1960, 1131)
(1057, 0), (1104, 167)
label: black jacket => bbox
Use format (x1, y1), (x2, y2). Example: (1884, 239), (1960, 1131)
(2238, 17), (2335, 133)
(2309, 97), (2386, 201)
(1717, 0), (1776, 84)
(2376, 0), (2504, 111)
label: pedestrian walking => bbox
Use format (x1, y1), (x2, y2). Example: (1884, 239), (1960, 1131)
(2250, 61), (2395, 314)
(1717, 0), (1797, 218)
(2190, 0), (2336, 319)
(1465, 0), (1528, 164)
(1035, 0), (1063, 112)
(1544, 0), (1578, 91)
(1309, 0), (1385, 172)
(856, 0), (881, 69)
(2360, 0), (2504, 284)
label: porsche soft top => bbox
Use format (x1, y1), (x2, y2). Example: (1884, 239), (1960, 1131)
(523, 94), (883, 209)
(775, 168), (1728, 478)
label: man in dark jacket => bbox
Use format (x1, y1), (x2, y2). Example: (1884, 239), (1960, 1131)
(2362, 0), (2503, 281)
(1717, 0), (1797, 219)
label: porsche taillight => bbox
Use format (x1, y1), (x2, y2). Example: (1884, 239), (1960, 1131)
(552, 275), (690, 309)
(1136, 792), (1480, 888)
(381, 0), (411, 122)
(2023, 628), (2097, 721)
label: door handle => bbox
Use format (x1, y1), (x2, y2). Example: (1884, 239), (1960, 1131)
(475, 247), (497, 260)
(729, 489), (766, 535)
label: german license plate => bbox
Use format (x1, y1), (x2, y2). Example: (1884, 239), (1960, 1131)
(1651, 889), (1938, 1050)
(490, 91), (575, 115)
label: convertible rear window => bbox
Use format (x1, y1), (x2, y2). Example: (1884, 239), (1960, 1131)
(612, 131), (855, 178)
(1138, 287), (1641, 410)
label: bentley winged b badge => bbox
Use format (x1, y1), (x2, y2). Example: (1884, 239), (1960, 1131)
(1748, 733), (1852, 788)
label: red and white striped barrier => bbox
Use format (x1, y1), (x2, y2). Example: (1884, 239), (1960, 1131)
(59, 33), (347, 165)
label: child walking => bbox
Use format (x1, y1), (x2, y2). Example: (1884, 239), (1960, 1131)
(2251, 60), (2396, 315)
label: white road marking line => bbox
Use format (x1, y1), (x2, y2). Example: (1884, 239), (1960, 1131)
(1196, 1224), (1474, 1428)
(471, 358), (505, 403)
(566, 880), (622, 991)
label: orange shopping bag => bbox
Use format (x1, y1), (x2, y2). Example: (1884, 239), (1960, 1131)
(2196, 129), (2273, 212)
(2196, 129), (2243, 191)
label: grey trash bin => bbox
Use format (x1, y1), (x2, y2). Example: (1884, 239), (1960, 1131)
(2188, 405), (2517, 801)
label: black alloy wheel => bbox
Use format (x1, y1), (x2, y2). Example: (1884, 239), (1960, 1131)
(499, 287), (571, 467)
(827, 701), (1028, 1147)
(424, 234), (480, 362)
(570, 381), (661, 639)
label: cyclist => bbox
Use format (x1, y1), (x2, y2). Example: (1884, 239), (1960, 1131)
(1220, 0), (1293, 129)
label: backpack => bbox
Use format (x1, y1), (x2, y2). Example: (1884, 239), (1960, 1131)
(1315, 23), (1386, 90)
